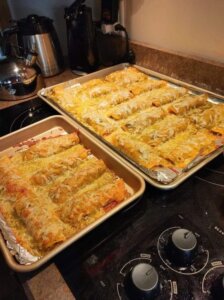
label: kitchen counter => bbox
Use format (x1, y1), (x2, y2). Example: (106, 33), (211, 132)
(1, 44), (223, 111)
(131, 41), (224, 96)
(0, 68), (79, 110)
(0, 46), (223, 300)
(22, 264), (76, 300)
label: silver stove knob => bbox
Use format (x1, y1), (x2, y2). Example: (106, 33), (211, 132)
(166, 228), (197, 267)
(125, 263), (160, 299)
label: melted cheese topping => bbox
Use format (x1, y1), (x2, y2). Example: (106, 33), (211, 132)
(105, 67), (148, 84)
(127, 78), (166, 96)
(46, 67), (224, 175)
(139, 115), (189, 146)
(168, 94), (207, 114)
(0, 133), (128, 257)
(158, 127), (216, 168)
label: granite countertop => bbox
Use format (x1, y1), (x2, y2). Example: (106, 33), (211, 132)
(0, 68), (79, 110)
(22, 264), (76, 300)
(1, 46), (223, 111)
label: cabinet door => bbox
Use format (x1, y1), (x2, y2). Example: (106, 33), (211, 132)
(0, 0), (11, 29)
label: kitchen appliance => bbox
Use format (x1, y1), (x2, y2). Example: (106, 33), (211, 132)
(65, 0), (98, 74)
(96, 21), (134, 67)
(101, 0), (119, 24)
(55, 156), (224, 299)
(0, 98), (58, 135)
(65, 0), (134, 74)
(97, 0), (135, 66)
(1, 99), (224, 299)
(0, 43), (44, 101)
(0, 31), (6, 61)
(4, 14), (64, 77)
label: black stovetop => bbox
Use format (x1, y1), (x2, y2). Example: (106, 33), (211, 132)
(0, 98), (59, 136)
(54, 155), (224, 300)
(1, 99), (224, 299)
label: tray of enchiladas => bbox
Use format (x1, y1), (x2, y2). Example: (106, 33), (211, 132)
(38, 63), (224, 189)
(0, 115), (145, 272)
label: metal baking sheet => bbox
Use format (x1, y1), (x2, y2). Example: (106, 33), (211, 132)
(38, 63), (224, 189)
(0, 115), (145, 272)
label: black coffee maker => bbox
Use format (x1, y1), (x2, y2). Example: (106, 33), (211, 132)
(65, 0), (98, 74)
(65, 0), (134, 74)
(97, 0), (135, 67)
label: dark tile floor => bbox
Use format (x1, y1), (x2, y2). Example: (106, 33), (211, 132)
(0, 253), (27, 300)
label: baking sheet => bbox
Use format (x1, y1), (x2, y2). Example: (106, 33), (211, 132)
(38, 63), (224, 189)
(0, 116), (145, 272)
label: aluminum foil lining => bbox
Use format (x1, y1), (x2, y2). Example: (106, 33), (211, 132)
(147, 168), (180, 184)
(0, 127), (67, 265)
(0, 213), (39, 264)
(138, 139), (224, 184)
(0, 126), (135, 265)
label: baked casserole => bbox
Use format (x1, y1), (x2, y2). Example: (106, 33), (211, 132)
(0, 132), (129, 258)
(45, 67), (224, 174)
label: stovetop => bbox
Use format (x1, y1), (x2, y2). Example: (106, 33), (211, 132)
(55, 155), (224, 300)
(0, 98), (59, 136)
(1, 99), (224, 299)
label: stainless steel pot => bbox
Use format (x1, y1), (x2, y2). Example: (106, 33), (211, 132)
(16, 15), (64, 77)
(2, 15), (63, 78)
(0, 51), (45, 101)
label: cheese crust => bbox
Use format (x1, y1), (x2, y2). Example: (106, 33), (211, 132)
(0, 133), (128, 257)
(46, 67), (224, 174)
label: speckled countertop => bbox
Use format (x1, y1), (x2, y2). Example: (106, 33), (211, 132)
(1, 44), (223, 111)
(0, 69), (79, 110)
(22, 264), (76, 300)
(131, 41), (224, 96)
(0, 44), (223, 300)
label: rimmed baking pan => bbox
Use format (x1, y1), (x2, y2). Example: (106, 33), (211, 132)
(38, 63), (224, 189)
(0, 115), (145, 272)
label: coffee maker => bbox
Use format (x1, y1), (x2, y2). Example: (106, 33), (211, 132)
(65, 0), (98, 75)
(97, 0), (135, 67)
(3, 15), (64, 77)
(65, 0), (134, 74)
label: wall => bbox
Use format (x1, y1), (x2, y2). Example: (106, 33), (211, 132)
(124, 0), (224, 64)
(7, 0), (101, 54)
(7, 0), (224, 64)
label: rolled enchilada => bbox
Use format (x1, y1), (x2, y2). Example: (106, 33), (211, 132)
(0, 132), (129, 256)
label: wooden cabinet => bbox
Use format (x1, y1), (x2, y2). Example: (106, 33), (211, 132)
(0, 0), (11, 29)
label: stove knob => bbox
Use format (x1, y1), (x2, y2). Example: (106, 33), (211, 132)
(124, 263), (160, 300)
(210, 274), (224, 300)
(166, 228), (197, 266)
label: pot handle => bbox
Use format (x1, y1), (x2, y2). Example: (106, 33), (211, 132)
(2, 24), (19, 57)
